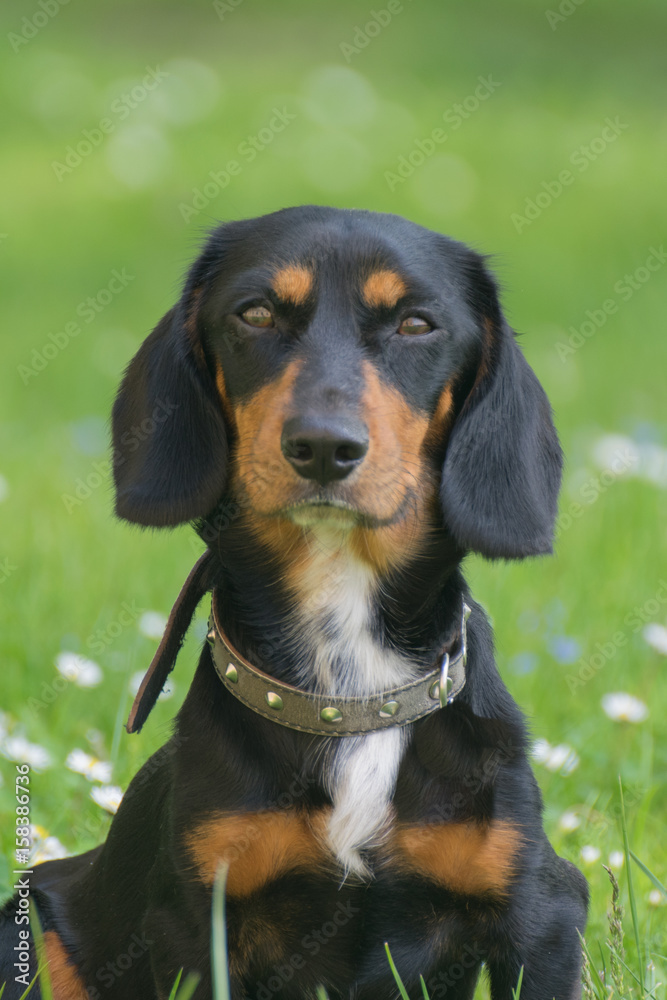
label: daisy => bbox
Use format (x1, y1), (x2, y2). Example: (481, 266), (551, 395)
(1, 735), (52, 771)
(139, 611), (167, 641)
(33, 836), (69, 864)
(643, 623), (667, 655)
(55, 652), (103, 688)
(558, 811), (581, 833)
(601, 692), (649, 723)
(66, 748), (112, 783)
(608, 851), (625, 868)
(580, 845), (601, 864)
(90, 784), (123, 814)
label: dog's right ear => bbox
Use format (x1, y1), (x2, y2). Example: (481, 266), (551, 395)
(112, 300), (228, 527)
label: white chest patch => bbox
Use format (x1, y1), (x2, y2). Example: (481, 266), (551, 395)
(285, 520), (419, 875)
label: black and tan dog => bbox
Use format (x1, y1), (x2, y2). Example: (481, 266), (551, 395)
(1, 206), (588, 999)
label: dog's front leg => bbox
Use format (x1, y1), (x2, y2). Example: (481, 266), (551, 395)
(486, 857), (589, 1000)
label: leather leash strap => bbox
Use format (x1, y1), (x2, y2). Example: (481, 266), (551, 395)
(126, 549), (215, 734)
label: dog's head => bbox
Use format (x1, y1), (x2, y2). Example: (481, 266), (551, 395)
(112, 206), (561, 568)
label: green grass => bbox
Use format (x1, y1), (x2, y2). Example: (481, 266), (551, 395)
(1, 1), (666, 996)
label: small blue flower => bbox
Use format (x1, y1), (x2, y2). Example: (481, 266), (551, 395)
(549, 636), (582, 664)
(509, 652), (538, 675)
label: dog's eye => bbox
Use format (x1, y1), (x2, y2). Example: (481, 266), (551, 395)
(398, 316), (432, 336)
(241, 305), (273, 328)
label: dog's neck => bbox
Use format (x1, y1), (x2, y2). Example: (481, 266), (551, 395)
(208, 512), (464, 697)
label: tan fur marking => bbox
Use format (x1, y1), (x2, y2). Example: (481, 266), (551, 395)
(44, 931), (90, 999)
(362, 270), (407, 308)
(215, 362), (235, 428)
(232, 360), (303, 525)
(272, 265), (313, 305)
(422, 384), (454, 454)
(186, 810), (327, 896)
(391, 820), (520, 896)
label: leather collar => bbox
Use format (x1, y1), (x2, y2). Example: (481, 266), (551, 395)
(208, 595), (471, 737)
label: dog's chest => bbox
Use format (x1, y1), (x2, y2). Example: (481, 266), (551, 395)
(284, 526), (420, 873)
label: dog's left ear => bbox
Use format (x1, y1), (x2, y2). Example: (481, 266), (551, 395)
(440, 316), (562, 560)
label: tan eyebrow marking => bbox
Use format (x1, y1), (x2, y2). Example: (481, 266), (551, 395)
(271, 265), (313, 305)
(362, 270), (407, 308)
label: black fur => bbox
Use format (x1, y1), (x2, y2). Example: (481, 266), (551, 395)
(1, 207), (587, 1000)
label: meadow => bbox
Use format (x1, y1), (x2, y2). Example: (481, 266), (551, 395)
(0, 0), (666, 995)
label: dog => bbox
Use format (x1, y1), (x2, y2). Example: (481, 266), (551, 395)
(1, 206), (588, 999)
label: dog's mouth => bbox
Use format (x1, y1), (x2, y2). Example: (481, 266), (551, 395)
(280, 496), (409, 531)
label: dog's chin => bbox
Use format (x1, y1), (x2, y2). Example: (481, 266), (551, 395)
(283, 500), (362, 531)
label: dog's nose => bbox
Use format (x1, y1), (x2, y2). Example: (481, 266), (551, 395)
(281, 415), (369, 484)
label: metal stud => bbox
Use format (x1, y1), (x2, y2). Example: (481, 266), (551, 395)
(379, 700), (399, 719)
(224, 663), (238, 684)
(320, 706), (342, 724)
(206, 628), (216, 646)
(265, 691), (283, 711)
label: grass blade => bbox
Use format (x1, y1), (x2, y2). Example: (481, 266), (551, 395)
(511, 965), (524, 1000)
(619, 776), (644, 995)
(173, 972), (201, 1000)
(420, 973), (431, 999)
(30, 906), (53, 1000)
(629, 850), (667, 900)
(212, 863), (231, 1000)
(168, 968), (183, 999)
(578, 931), (606, 997)
(315, 987), (329, 1000)
(384, 943), (411, 1000)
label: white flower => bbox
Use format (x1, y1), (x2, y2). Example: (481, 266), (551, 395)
(580, 845), (601, 864)
(129, 671), (174, 701)
(602, 692), (649, 723)
(33, 836), (69, 864)
(648, 889), (665, 906)
(90, 784), (123, 814)
(546, 744), (580, 775)
(644, 623), (667, 655)
(66, 748), (112, 783)
(608, 851), (625, 868)
(558, 811), (581, 833)
(591, 435), (639, 477)
(531, 738), (579, 775)
(55, 652), (103, 688)
(1, 735), (52, 771)
(139, 611), (167, 641)
(531, 738), (552, 764)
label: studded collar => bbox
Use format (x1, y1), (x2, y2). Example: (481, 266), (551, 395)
(208, 593), (470, 737)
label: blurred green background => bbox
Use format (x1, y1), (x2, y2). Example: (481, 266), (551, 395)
(1, 0), (666, 989)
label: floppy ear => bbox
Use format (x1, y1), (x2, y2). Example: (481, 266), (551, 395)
(440, 320), (562, 559)
(112, 301), (228, 527)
